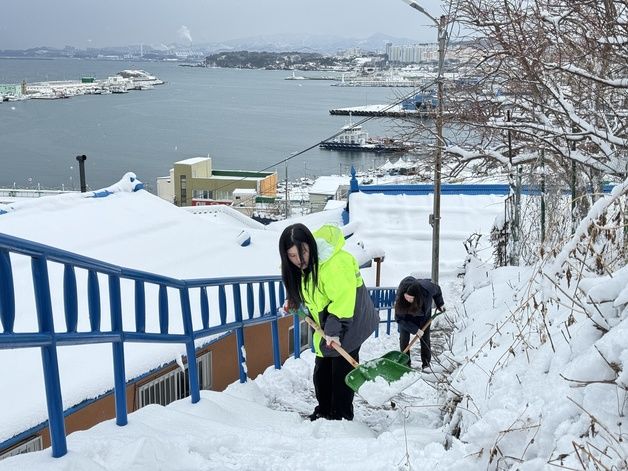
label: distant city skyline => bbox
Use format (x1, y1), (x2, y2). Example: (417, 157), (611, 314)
(0, 0), (445, 50)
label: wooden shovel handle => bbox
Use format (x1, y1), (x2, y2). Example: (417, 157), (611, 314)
(402, 314), (437, 354)
(301, 315), (360, 369)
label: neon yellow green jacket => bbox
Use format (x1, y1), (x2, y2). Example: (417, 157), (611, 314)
(301, 225), (377, 356)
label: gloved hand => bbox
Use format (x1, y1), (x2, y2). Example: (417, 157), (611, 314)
(437, 305), (446, 313)
(325, 335), (341, 348)
(278, 300), (297, 317)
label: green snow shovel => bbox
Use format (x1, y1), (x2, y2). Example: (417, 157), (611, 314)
(380, 309), (444, 366)
(293, 309), (416, 397)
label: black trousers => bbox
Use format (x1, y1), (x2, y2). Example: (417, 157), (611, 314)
(399, 320), (431, 368)
(313, 347), (360, 421)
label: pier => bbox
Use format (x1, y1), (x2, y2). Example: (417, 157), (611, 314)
(0, 70), (164, 102)
(329, 104), (436, 118)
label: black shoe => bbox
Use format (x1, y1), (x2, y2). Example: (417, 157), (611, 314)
(308, 407), (329, 421)
(328, 412), (353, 421)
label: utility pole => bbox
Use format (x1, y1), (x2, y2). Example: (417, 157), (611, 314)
(284, 161), (289, 219)
(507, 110), (520, 266)
(402, 0), (446, 283)
(432, 13), (446, 284)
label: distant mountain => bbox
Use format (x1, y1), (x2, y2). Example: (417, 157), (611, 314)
(0, 33), (434, 60)
(191, 33), (431, 55)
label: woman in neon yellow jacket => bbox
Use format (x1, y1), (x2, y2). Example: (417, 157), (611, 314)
(279, 223), (379, 421)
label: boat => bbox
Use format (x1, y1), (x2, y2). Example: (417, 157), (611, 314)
(284, 71), (306, 80)
(117, 70), (165, 86)
(319, 122), (410, 153)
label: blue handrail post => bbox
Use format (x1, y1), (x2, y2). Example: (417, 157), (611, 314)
(180, 286), (200, 403)
(232, 284), (247, 383)
(87, 270), (101, 331)
(370, 288), (380, 338)
(292, 313), (301, 359)
(108, 274), (127, 426)
(31, 256), (67, 458)
(62, 264), (78, 333)
(349, 166), (359, 193)
(268, 281), (281, 370)
(0, 249), (16, 333)
(134, 280), (146, 333)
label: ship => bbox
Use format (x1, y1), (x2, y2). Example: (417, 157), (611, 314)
(117, 70), (165, 86)
(319, 123), (410, 153)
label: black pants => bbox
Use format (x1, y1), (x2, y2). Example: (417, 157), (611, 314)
(399, 321), (431, 368)
(313, 347), (360, 421)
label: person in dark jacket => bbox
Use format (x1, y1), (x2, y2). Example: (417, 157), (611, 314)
(279, 223), (379, 421)
(394, 276), (445, 369)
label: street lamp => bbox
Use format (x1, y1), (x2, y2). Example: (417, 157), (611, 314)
(401, 0), (447, 284)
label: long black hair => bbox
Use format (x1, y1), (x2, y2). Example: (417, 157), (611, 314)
(278, 223), (319, 307)
(394, 281), (423, 315)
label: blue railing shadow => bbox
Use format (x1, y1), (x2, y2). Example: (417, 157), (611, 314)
(0, 232), (397, 458)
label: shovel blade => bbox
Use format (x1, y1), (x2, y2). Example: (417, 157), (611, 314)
(380, 350), (411, 366)
(345, 357), (415, 393)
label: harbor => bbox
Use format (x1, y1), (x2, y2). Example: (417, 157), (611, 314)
(329, 103), (432, 117)
(330, 90), (439, 117)
(0, 60), (401, 191)
(0, 69), (164, 101)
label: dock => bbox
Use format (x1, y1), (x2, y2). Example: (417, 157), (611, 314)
(329, 104), (436, 118)
(1, 70), (163, 102)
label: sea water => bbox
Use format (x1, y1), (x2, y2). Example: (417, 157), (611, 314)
(0, 58), (416, 192)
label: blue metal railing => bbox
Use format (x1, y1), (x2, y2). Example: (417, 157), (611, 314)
(347, 166), (615, 196)
(352, 182), (616, 196)
(0, 232), (397, 458)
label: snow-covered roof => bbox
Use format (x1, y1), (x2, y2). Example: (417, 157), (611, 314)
(183, 204), (266, 230)
(379, 159), (397, 171)
(308, 175), (350, 195)
(175, 157), (209, 165)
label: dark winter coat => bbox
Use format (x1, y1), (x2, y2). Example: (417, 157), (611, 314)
(395, 276), (444, 334)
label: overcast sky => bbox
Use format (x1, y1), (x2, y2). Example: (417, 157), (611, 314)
(0, 0), (445, 49)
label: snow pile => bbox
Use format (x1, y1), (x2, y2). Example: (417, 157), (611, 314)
(357, 370), (422, 407)
(348, 191), (505, 284)
(0, 173), (142, 215)
(445, 188), (628, 469)
(0, 175), (625, 469)
(0, 344), (461, 471)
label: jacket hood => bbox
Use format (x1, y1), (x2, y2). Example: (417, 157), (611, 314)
(313, 224), (345, 263)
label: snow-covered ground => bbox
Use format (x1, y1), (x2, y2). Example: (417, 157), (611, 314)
(0, 174), (626, 470)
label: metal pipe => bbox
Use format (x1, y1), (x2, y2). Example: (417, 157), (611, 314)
(75, 155), (87, 193)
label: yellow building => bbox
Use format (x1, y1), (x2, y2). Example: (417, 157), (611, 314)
(162, 157), (277, 207)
